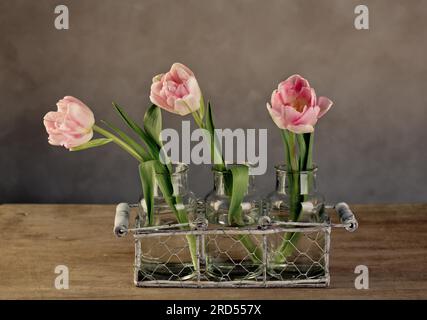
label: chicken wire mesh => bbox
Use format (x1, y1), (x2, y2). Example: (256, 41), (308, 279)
(114, 201), (357, 288)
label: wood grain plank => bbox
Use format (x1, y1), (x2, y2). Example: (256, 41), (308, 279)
(0, 204), (426, 299)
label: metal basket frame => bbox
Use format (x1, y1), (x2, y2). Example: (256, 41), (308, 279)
(114, 202), (357, 288)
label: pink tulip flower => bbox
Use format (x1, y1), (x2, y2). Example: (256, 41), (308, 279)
(43, 96), (95, 149)
(150, 63), (202, 116)
(267, 75), (333, 134)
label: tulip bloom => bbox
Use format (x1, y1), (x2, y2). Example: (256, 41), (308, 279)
(43, 96), (95, 149)
(150, 63), (202, 116)
(266, 75), (333, 134)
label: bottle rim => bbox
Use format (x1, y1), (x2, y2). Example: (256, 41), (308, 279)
(275, 164), (318, 174)
(211, 162), (257, 174)
(155, 162), (188, 176)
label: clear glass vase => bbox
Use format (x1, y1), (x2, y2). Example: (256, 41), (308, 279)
(204, 166), (263, 281)
(265, 165), (328, 280)
(135, 163), (198, 282)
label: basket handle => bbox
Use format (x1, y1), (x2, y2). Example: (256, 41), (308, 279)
(334, 202), (358, 232)
(114, 202), (130, 237)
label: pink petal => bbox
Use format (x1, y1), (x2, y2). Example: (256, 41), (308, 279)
(286, 124), (315, 134)
(174, 99), (193, 116)
(151, 80), (164, 96)
(43, 112), (64, 134)
(317, 96), (333, 118)
(294, 106), (320, 126)
(63, 130), (93, 149)
(166, 95), (177, 108)
(171, 63), (194, 78)
(150, 94), (166, 110)
(287, 74), (310, 90)
(60, 116), (85, 133)
(67, 102), (95, 129)
(44, 111), (63, 121)
(182, 93), (201, 113)
(278, 83), (296, 105)
(298, 87), (316, 107)
(266, 103), (286, 129)
(47, 133), (66, 146)
(56, 100), (68, 113)
(149, 92), (171, 111)
(175, 83), (189, 97)
(185, 77), (201, 101)
(63, 96), (85, 106)
(284, 105), (303, 123)
(270, 90), (284, 110)
(152, 73), (164, 83)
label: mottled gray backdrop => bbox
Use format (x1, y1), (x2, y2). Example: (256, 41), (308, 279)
(1, 0), (426, 204)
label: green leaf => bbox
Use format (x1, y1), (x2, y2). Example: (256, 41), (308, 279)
(283, 130), (298, 171)
(143, 105), (162, 147)
(113, 102), (148, 140)
(139, 161), (156, 226)
(225, 164), (262, 263)
(92, 124), (144, 162)
(274, 131), (313, 263)
(151, 161), (175, 206)
(296, 132), (314, 171)
(143, 160), (198, 267)
(101, 120), (150, 161)
(281, 130), (291, 170)
(205, 102), (214, 135)
(304, 132), (314, 170)
(112, 102), (159, 159)
(274, 232), (301, 263)
(297, 134), (307, 170)
(228, 164), (249, 226)
(238, 234), (263, 263)
(198, 95), (205, 122)
(145, 161), (188, 225)
(70, 138), (113, 151)
(205, 102), (215, 161)
(206, 102), (225, 170)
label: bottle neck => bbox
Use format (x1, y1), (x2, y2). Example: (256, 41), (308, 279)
(276, 170), (317, 195)
(154, 164), (189, 197)
(213, 170), (255, 196)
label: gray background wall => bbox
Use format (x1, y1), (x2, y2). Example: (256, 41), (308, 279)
(0, 0), (426, 204)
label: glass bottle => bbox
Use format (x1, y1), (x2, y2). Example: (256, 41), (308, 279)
(265, 165), (328, 280)
(135, 163), (198, 282)
(204, 165), (263, 281)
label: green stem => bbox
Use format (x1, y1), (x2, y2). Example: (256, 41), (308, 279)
(174, 195), (198, 268)
(96, 122), (198, 267)
(159, 188), (198, 269)
(281, 130), (291, 167)
(305, 132), (314, 170)
(194, 109), (260, 264)
(238, 234), (263, 263)
(274, 129), (303, 264)
(285, 131), (299, 172)
(192, 109), (204, 129)
(93, 125), (144, 162)
(304, 132), (314, 204)
(275, 131), (316, 264)
(297, 134), (307, 170)
(193, 112), (225, 168)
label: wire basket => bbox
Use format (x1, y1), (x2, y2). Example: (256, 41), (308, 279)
(114, 201), (357, 288)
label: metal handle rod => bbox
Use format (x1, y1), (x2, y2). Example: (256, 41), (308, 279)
(114, 201), (358, 235)
(127, 222), (191, 232)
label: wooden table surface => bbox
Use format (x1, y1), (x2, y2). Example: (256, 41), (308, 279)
(0, 204), (426, 299)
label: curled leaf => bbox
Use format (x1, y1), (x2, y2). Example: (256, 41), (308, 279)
(70, 138), (112, 151)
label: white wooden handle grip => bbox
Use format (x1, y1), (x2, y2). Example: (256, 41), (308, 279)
(335, 202), (358, 232)
(114, 203), (130, 237)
